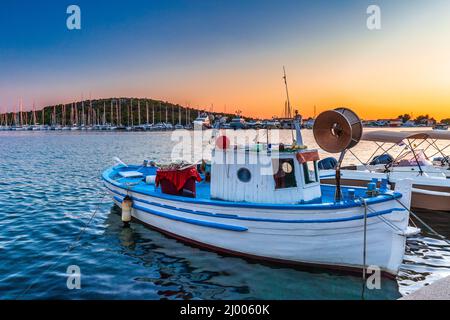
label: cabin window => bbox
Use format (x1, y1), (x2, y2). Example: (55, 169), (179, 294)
(237, 168), (252, 183)
(303, 161), (318, 184)
(273, 159), (297, 189)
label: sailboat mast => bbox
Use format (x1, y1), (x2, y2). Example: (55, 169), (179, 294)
(33, 102), (36, 125)
(13, 103), (16, 125)
(282, 66), (292, 118)
(117, 99), (120, 126)
(19, 99), (23, 126)
(90, 100), (93, 125)
(138, 99), (141, 125)
(110, 99), (114, 125)
(82, 98), (85, 126)
(282, 66), (295, 143)
(130, 99), (134, 126)
(159, 103), (162, 123)
(127, 100), (130, 126)
(103, 101), (106, 125)
(70, 103), (73, 125)
(75, 102), (78, 125)
(146, 101), (149, 125)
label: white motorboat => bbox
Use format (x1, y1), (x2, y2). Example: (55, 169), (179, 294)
(320, 130), (450, 212)
(193, 113), (211, 129)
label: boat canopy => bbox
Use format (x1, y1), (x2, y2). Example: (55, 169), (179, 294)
(409, 130), (450, 140)
(361, 131), (429, 144)
(362, 130), (450, 144)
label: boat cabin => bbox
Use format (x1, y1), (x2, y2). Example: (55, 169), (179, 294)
(210, 146), (321, 204)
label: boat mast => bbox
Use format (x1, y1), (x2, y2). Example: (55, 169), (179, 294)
(81, 96), (85, 127)
(33, 102), (37, 125)
(60, 104), (63, 126)
(117, 99), (120, 126)
(282, 66), (292, 118)
(146, 101), (149, 125)
(62, 104), (65, 126)
(127, 99), (130, 127)
(283, 66), (295, 144)
(138, 99), (141, 126)
(110, 99), (114, 126)
(75, 102), (78, 125)
(130, 99), (134, 127)
(52, 104), (56, 125)
(70, 103), (74, 126)
(103, 101), (106, 125)
(19, 99), (23, 127)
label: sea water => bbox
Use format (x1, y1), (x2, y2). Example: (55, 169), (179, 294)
(0, 129), (449, 299)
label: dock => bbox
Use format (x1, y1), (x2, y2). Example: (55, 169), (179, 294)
(400, 276), (450, 300)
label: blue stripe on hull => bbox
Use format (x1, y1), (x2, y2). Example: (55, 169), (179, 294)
(109, 185), (406, 224)
(113, 196), (247, 232)
(101, 168), (403, 210)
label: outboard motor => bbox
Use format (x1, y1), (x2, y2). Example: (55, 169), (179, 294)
(318, 157), (338, 170)
(370, 154), (394, 166)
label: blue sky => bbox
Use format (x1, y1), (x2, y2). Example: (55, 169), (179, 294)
(1, 1), (450, 119)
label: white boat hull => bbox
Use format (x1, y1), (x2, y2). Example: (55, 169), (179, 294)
(104, 179), (409, 276)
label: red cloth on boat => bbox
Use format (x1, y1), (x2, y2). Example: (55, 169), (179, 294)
(155, 167), (202, 191)
(296, 150), (320, 164)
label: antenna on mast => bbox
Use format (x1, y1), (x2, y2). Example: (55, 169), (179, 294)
(283, 66), (296, 144)
(282, 66), (292, 118)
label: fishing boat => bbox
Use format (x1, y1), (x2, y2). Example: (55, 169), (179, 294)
(103, 108), (416, 276)
(320, 130), (450, 212)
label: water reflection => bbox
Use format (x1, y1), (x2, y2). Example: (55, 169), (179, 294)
(106, 204), (401, 300)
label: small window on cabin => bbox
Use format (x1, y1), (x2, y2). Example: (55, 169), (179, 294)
(273, 159), (297, 189)
(237, 168), (252, 183)
(303, 161), (318, 184)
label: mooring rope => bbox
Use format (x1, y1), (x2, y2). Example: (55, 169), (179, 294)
(360, 198), (403, 233)
(385, 194), (448, 241)
(15, 188), (109, 299)
(361, 199), (368, 300)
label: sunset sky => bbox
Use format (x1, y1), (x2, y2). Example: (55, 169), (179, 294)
(1, 0), (450, 120)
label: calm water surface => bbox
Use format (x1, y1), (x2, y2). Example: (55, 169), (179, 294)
(0, 129), (449, 299)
